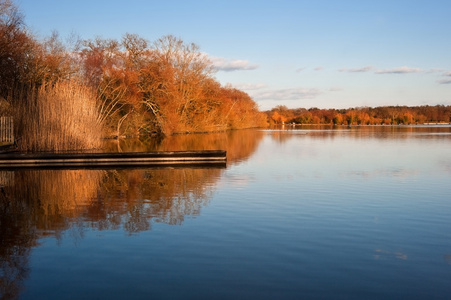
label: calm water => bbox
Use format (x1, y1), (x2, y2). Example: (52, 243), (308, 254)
(1, 126), (451, 299)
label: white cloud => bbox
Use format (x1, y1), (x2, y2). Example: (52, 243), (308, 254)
(424, 68), (444, 73)
(375, 66), (422, 74)
(338, 66), (444, 74)
(438, 79), (451, 84)
(251, 88), (322, 100)
(436, 70), (451, 83)
(209, 56), (258, 72)
(338, 66), (373, 73)
(314, 66), (324, 71)
(295, 67), (306, 72)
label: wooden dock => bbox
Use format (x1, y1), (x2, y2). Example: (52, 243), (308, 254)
(0, 150), (227, 169)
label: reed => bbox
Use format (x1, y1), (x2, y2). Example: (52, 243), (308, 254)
(14, 81), (104, 152)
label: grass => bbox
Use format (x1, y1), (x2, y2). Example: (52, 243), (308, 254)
(14, 81), (104, 152)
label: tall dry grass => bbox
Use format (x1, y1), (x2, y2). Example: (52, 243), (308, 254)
(14, 81), (104, 152)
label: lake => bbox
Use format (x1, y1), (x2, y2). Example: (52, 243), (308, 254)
(1, 125), (451, 299)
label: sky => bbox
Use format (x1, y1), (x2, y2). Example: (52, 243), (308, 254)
(17, 0), (451, 110)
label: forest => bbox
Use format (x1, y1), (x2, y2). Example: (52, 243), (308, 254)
(0, 0), (266, 151)
(267, 105), (451, 126)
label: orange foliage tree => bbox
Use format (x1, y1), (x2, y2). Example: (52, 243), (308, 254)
(266, 105), (451, 126)
(79, 34), (267, 136)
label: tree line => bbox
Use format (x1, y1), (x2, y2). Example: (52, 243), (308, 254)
(267, 105), (451, 126)
(0, 0), (266, 151)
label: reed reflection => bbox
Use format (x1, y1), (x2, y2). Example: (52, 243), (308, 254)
(0, 169), (104, 299)
(0, 165), (222, 299)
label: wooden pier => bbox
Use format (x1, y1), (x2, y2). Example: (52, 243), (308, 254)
(0, 150), (227, 169)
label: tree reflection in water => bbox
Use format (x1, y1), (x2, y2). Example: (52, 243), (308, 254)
(103, 128), (264, 164)
(0, 129), (265, 299)
(0, 166), (221, 298)
(0, 169), (104, 299)
(92, 167), (221, 232)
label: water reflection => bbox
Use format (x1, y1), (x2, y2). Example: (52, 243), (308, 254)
(0, 169), (98, 298)
(374, 249), (408, 260)
(2, 126), (449, 299)
(95, 168), (220, 229)
(0, 167), (221, 299)
(0, 129), (266, 299)
(103, 129), (265, 164)
(269, 124), (451, 141)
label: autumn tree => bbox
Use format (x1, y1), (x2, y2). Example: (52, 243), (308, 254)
(78, 34), (267, 136)
(333, 112), (344, 125)
(79, 36), (148, 136)
(268, 105), (292, 124)
(139, 35), (214, 134)
(0, 0), (35, 96)
(220, 86), (264, 129)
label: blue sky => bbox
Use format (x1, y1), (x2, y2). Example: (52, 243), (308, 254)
(18, 0), (451, 110)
